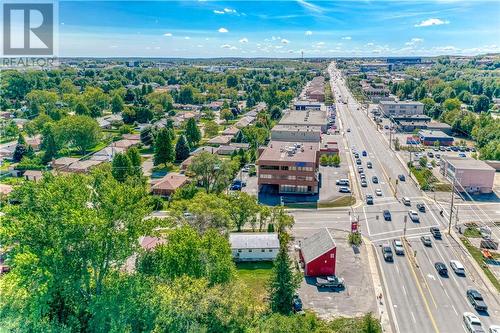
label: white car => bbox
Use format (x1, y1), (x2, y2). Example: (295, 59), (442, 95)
(489, 325), (500, 333)
(463, 312), (485, 333)
(408, 210), (420, 222)
(375, 189), (383, 196)
(450, 260), (465, 276)
(402, 197), (411, 206)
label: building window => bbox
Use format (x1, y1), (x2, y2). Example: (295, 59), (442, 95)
(260, 165), (279, 170)
(261, 249), (265, 252)
(237, 249), (242, 253)
(281, 166), (289, 171)
(260, 174), (272, 179)
(248, 249), (252, 252)
(287, 175), (296, 180)
(269, 249), (273, 252)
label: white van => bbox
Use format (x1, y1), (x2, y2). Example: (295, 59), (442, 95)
(450, 260), (465, 276)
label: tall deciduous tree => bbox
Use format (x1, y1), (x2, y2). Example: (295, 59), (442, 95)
(126, 147), (143, 177)
(175, 134), (190, 161)
(112, 152), (132, 182)
(57, 115), (101, 155)
(185, 118), (201, 147)
(189, 152), (234, 193)
(41, 123), (59, 164)
(154, 128), (174, 166)
(227, 192), (259, 232)
(111, 94), (124, 114)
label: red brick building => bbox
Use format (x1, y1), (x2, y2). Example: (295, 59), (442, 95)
(300, 228), (337, 277)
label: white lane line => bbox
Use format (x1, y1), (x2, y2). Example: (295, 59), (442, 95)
(443, 289), (450, 299)
(370, 224), (439, 237)
(452, 305), (458, 316)
(396, 265), (401, 275)
(363, 206), (371, 236)
(402, 284), (407, 296)
(411, 311), (417, 324)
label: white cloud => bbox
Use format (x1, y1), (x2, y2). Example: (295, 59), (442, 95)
(405, 38), (424, 46)
(184, 36), (191, 40)
(239, 38), (248, 43)
(163, 33), (173, 37)
(414, 18), (449, 27)
(213, 10), (224, 14)
(221, 44), (231, 48)
(305, 30), (313, 36)
(218, 27), (229, 33)
(366, 42), (374, 46)
(341, 36), (352, 40)
(230, 46), (238, 50)
(281, 39), (290, 44)
(224, 8), (236, 13)
(197, 45), (203, 48)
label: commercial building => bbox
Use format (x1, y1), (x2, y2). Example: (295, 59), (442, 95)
(229, 233), (280, 261)
(418, 130), (454, 146)
(257, 141), (319, 194)
(299, 228), (337, 277)
(304, 76), (325, 102)
(270, 125), (321, 143)
(279, 110), (328, 133)
(441, 157), (495, 194)
(294, 100), (324, 111)
(379, 100), (424, 117)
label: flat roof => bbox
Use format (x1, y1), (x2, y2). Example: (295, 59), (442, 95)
(444, 157), (495, 171)
(418, 130), (452, 139)
(279, 110), (327, 126)
(258, 141), (319, 163)
(272, 124), (322, 133)
(380, 100), (424, 106)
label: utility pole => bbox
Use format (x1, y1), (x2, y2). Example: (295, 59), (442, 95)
(448, 176), (456, 235)
(389, 129), (392, 150)
(408, 150), (412, 176)
(403, 215), (408, 238)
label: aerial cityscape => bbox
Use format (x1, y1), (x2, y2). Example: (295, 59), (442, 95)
(0, 1), (499, 333)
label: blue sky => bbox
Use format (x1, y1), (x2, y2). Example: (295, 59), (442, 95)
(58, 1), (500, 57)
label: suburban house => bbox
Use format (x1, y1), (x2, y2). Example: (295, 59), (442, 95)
(299, 228), (337, 277)
(229, 233), (280, 261)
(51, 157), (80, 171)
(67, 160), (103, 173)
(440, 156), (495, 194)
(111, 139), (140, 150)
(23, 170), (43, 182)
(207, 135), (233, 146)
(90, 146), (125, 162)
(150, 173), (188, 197)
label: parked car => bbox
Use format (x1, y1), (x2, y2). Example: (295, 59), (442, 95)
(467, 289), (488, 312)
(358, 166), (364, 173)
(383, 210), (392, 221)
(416, 203), (426, 212)
(402, 197), (411, 206)
(230, 182), (242, 191)
(242, 165), (250, 172)
(421, 236), (432, 247)
(336, 179), (350, 186)
(428, 152), (434, 158)
(463, 312), (485, 333)
(426, 162), (433, 169)
(450, 260), (465, 276)
(372, 176), (379, 184)
(347, 128), (351, 132)
(362, 150), (367, 157)
(361, 179), (368, 187)
(430, 227), (442, 239)
(435, 262), (448, 276)
(408, 210), (420, 222)
(354, 152), (359, 158)
(382, 243), (393, 262)
(292, 294), (303, 313)
(398, 174), (406, 181)
(375, 189), (383, 196)
(367, 161), (372, 168)
(489, 325), (500, 333)
(315, 276), (345, 289)
(366, 194), (374, 205)
(459, 153), (467, 158)
(356, 158), (362, 165)
(393, 240), (404, 255)
(451, 146), (459, 151)
(339, 186), (351, 193)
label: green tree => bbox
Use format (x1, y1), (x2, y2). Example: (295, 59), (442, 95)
(41, 123), (59, 164)
(331, 154), (340, 167)
(175, 134), (190, 161)
(111, 94), (124, 114)
(112, 152), (133, 182)
(473, 95), (490, 113)
(185, 118), (201, 147)
(126, 147), (143, 178)
(189, 152), (235, 194)
(75, 101), (91, 116)
(204, 121), (219, 138)
(319, 154), (329, 166)
(220, 108), (234, 122)
(227, 192), (259, 232)
(226, 74), (238, 88)
(12, 134), (27, 162)
(154, 128), (175, 166)
(268, 238), (301, 314)
(443, 98), (461, 112)
(178, 85), (195, 104)
(57, 115), (101, 155)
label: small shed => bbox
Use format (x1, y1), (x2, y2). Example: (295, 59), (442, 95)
(229, 233), (280, 261)
(24, 170), (43, 182)
(299, 228), (336, 277)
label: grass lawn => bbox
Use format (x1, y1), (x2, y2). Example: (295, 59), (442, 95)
(460, 237), (500, 293)
(463, 227), (482, 238)
(236, 261), (273, 302)
(318, 196), (356, 208)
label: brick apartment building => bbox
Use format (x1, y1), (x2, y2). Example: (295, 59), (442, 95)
(257, 141), (320, 194)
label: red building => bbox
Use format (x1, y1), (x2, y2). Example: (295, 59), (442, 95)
(299, 228), (337, 277)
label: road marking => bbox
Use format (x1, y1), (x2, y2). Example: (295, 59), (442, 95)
(396, 265), (401, 275)
(443, 288), (449, 298)
(427, 274), (436, 281)
(363, 206), (372, 236)
(370, 224), (439, 238)
(411, 311), (417, 323)
(451, 305), (458, 316)
(402, 284), (407, 296)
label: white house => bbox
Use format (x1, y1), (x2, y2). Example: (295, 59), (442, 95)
(229, 233), (280, 261)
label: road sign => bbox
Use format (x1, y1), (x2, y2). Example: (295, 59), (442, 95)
(351, 220), (359, 233)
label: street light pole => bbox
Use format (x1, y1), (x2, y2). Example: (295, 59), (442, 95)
(403, 215), (408, 238)
(448, 176), (456, 235)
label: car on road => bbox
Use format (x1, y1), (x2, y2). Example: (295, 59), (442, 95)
(354, 152), (359, 158)
(336, 179), (350, 186)
(292, 294), (303, 313)
(366, 194), (374, 205)
(383, 210), (392, 221)
(408, 210), (420, 222)
(382, 243), (393, 262)
(230, 182), (242, 191)
(362, 150), (367, 157)
(242, 165), (250, 172)
(402, 197), (411, 206)
(372, 176), (378, 184)
(450, 260), (465, 276)
(421, 236), (432, 247)
(315, 276), (345, 289)
(339, 186), (351, 193)
(428, 152), (434, 158)
(416, 203), (426, 212)
(398, 174), (406, 181)
(430, 227), (442, 239)
(463, 312), (485, 333)
(426, 162), (433, 169)
(347, 128), (351, 132)
(384, 125), (389, 129)
(459, 153), (467, 158)
(375, 189), (383, 196)
(393, 240), (404, 255)
(435, 262), (448, 276)
(356, 158), (362, 165)
(361, 179), (368, 187)
(467, 289), (488, 312)
(358, 166), (364, 173)
(489, 325), (500, 333)
(367, 161), (372, 168)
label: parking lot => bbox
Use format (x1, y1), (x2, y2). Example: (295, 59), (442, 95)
(294, 230), (377, 319)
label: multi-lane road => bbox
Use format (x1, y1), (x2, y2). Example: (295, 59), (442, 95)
(290, 62), (500, 333)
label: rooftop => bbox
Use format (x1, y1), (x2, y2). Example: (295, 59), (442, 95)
(300, 228), (336, 263)
(418, 130), (452, 139)
(258, 141), (319, 163)
(380, 100), (424, 106)
(444, 157), (495, 171)
(151, 173), (188, 191)
(229, 233), (280, 249)
(279, 110), (327, 126)
(272, 124), (322, 133)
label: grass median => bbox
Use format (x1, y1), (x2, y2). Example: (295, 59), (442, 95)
(460, 237), (500, 293)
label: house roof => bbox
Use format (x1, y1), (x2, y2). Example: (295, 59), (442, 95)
(222, 126), (240, 135)
(444, 156), (495, 171)
(300, 228), (336, 263)
(112, 139), (138, 149)
(0, 184), (13, 195)
(229, 233), (280, 249)
(24, 170), (43, 177)
(52, 157), (80, 167)
(208, 135), (233, 145)
(139, 236), (166, 251)
(151, 173), (188, 191)
(121, 133), (141, 141)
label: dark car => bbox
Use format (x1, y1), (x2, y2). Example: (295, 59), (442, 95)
(356, 158), (362, 165)
(366, 194), (374, 205)
(372, 176), (379, 184)
(362, 150), (367, 157)
(435, 262), (448, 276)
(398, 174), (406, 181)
(382, 243), (393, 262)
(467, 289), (488, 312)
(354, 152), (359, 158)
(292, 294), (303, 313)
(230, 183), (242, 191)
(383, 210), (392, 221)
(421, 236), (432, 247)
(416, 203), (426, 212)
(430, 227), (442, 239)
(367, 161), (372, 168)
